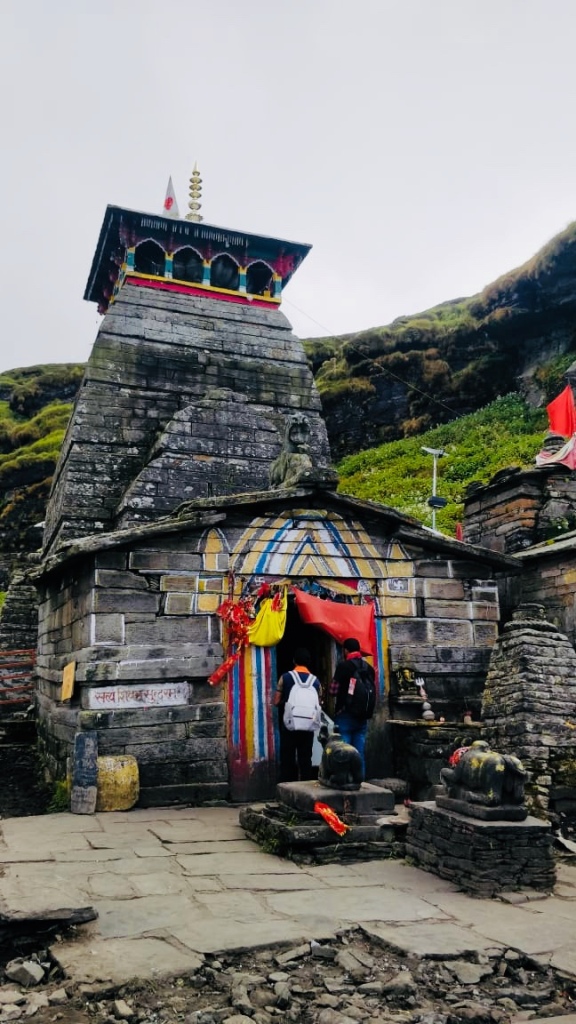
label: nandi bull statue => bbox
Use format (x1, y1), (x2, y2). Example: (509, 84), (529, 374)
(437, 739), (528, 821)
(318, 725), (363, 791)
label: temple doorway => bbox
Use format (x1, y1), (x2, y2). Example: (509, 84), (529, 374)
(276, 596), (336, 707)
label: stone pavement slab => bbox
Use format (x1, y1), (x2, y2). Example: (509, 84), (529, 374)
(170, 916), (339, 955)
(361, 921), (501, 958)
(425, 891), (576, 955)
(175, 851), (304, 875)
(53, 935), (203, 984)
(93, 894), (200, 939)
(265, 885), (449, 922)
(1, 806), (575, 987)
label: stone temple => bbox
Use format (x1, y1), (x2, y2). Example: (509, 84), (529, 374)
(34, 173), (515, 806)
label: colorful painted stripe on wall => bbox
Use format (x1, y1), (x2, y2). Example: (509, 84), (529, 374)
(230, 643), (278, 764)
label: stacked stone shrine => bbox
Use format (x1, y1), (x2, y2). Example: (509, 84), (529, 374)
(240, 733), (407, 863)
(481, 603), (576, 824)
(406, 739), (556, 897)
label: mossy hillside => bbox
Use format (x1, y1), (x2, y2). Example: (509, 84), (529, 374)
(337, 394), (548, 534)
(0, 364), (83, 565)
(305, 222), (576, 457)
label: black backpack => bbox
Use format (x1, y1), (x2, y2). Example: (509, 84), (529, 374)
(345, 658), (376, 720)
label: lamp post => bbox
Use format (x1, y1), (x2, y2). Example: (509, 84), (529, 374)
(422, 446), (446, 532)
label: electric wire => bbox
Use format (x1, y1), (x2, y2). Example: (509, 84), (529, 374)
(283, 297), (459, 418)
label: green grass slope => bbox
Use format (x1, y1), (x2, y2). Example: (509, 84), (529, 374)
(337, 393), (548, 535)
(0, 364), (84, 578)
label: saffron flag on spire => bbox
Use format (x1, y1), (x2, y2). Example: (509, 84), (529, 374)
(546, 385), (576, 437)
(162, 177), (180, 219)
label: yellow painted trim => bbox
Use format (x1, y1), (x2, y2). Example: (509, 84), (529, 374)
(125, 272), (281, 304)
(380, 617), (391, 695)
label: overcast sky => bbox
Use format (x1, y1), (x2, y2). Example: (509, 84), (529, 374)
(2, 0), (576, 373)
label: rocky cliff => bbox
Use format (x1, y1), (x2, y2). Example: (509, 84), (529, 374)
(306, 221), (576, 458)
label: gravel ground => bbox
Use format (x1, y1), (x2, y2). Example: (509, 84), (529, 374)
(1, 926), (575, 1024)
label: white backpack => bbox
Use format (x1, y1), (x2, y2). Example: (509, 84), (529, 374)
(283, 671), (322, 732)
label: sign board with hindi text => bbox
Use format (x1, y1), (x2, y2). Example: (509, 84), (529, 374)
(61, 662), (76, 701)
(87, 682), (190, 710)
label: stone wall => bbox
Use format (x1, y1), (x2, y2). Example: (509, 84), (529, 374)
(35, 538), (228, 806)
(0, 567), (39, 717)
(481, 604), (576, 822)
(387, 552), (499, 721)
(514, 540), (576, 648)
(43, 285), (332, 554)
(463, 466), (576, 554)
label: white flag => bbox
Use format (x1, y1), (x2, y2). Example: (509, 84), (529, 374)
(162, 176), (180, 219)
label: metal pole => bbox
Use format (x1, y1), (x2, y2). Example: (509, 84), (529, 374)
(422, 446), (446, 533)
(431, 454), (438, 532)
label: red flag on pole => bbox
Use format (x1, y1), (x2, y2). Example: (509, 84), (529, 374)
(546, 385), (576, 437)
(162, 176), (180, 219)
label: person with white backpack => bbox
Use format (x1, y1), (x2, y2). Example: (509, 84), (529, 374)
(273, 647), (322, 782)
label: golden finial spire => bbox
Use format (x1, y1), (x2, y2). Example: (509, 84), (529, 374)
(185, 162), (203, 222)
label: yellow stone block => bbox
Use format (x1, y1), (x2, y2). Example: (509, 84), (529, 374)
(381, 597), (415, 617)
(198, 577), (223, 593)
(197, 593), (221, 613)
(204, 530), (224, 555)
(96, 755), (139, 812)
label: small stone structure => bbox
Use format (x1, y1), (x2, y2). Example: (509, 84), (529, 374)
(481, 603), (576, 822)
(464, 464), (576, 555)
(240, 778), (406, 864)
(406, 738), (556, 896)
(406, 803), (555, 897)
(463, 461), (576, 647)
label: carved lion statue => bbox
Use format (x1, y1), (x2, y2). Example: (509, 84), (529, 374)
(440, 740), (527, 807)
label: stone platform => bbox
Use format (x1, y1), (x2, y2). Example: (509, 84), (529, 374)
(435, 794), (527, 821)
(277, 780), (395, 819)
(240, 780), (404, 864)
(406, 802), (556, 897)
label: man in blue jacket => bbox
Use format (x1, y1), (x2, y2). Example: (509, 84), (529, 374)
(330, 637), (376, 778)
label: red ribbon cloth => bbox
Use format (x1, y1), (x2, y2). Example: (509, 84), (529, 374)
(546, 385), (576, 437)
(208, 597), (254, 685)
(292, 589), (374, 655)
(314, 801), (349, 836)
(449, 746), (470, 767)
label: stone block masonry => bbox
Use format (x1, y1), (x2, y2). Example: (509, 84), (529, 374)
(35, 532), (229, 805)
(464, 465), (576, 554)
(406, 802), (555, 896)
(482, 604), (576, 820)
(43, 288), (332, 553)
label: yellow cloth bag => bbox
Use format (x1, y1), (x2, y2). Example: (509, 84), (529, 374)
(248, 588), (287, 647)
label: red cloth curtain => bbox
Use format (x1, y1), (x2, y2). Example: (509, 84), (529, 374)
(292, 589), (374, 655)
(546, 385), (576, 437)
